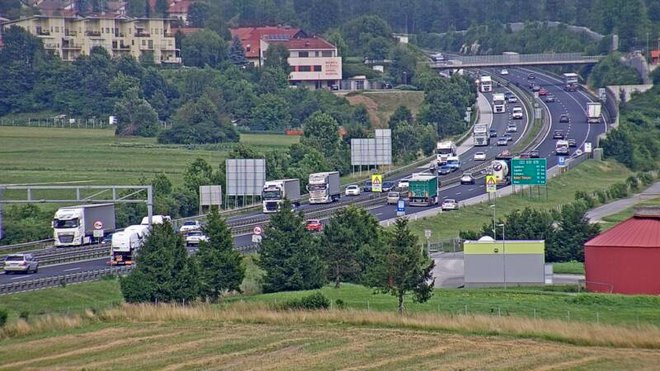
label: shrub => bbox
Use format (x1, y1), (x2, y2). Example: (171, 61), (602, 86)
(19, 311), (29, 321)
(279, 292), (330, 310)
(608, 182), (629, 199)
(637, 172), (654, 186)
(626, 176), (639, 192)
(595, 190), (608, 204)
(575, 191), (595, 208)
(334, 299), (347, 309)
(0, 308), (7, 327)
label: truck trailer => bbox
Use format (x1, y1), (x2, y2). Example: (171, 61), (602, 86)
(110, 224), (150, 266)
(407, 175), (439, 207)
(436, 140), (457, 166)
(586, 102), (602, 124)
(262, 179), (301, 213)
(473, 123), (490, 146)
(52, 203), (116, 247)
(307, 171), (341, 204)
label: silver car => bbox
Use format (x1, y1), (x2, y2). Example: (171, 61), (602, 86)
(387, 191), (401, 205)
(3, 254), (39, 274)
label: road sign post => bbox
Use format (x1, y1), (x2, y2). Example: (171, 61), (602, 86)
(252, 226), (263, 243)
(371, 174), (383, 193)
(396, 199), (405, 216)
(511, 158), (547, 185)
(486, 175), (497, 193)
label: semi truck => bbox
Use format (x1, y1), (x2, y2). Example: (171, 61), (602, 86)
(52, 204), (116, 247)
(262, 179), (301, 213)
(407, 175), (439, 207)
(436, 140), (457, 166)
(307, 171), (341, 204)
(473, 123), (490, 146)
(479, 75), (493, 93)
(586, 102), (602, 124)
(110, 224), (150, 266)
(492, 93), (506, 113)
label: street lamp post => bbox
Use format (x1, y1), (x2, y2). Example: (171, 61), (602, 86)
(490, 204), (496, 239)
(497, 223), (506, 289)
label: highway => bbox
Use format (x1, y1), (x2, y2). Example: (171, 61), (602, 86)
(0, 68), (608, 286)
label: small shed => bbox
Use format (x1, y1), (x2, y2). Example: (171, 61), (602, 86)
(464, 237), (545, 287)
(585, 207), (660, 294)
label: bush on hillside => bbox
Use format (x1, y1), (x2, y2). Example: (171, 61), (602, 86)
(278, 292), (330, 310)
(0, 307), (8, 327)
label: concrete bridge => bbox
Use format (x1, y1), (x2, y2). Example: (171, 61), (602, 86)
(430, 53), (604, 69)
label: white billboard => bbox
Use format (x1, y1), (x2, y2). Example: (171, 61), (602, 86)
(226, 159), (266, 196)
(351, 129), (392, 166)
(199, 185), (222, 207)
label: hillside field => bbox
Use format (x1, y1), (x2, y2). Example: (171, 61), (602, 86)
(345, 90), (425, 128)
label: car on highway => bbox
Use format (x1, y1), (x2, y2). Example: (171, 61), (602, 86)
(382, 181), (395, 192)
(496, 137), (508, 146)
(101, 233), (114, 246)
(386, 191), (401, 205)
(185, 231), (208, 247)
(362, 181), (372, 192)
(511, 106), (523, 119)
(397, 178), (410, 190)
(527, 73), (536, 80)
(506, 123), (518, 132)
(544, 95), (556, 103)
(519, 152), (531, 159)
(305, 219), (323, 232)
(179, 220), (201, 233)
(430, 53), (445, 62)
(437, 165), (453, 175)
(559, 113), (570, 123)
(500, 68), (509, 75)
(531, 85), (541, 92)
(538, 87), (548, 96)
(529, 149), (540, 158)
(507, 95), (518, 103)
(496, 150), (513, 160)
(345, 184), (361, 196)
(3, 254), (39, 274)
(552, 130), (565, 139)
(489, 129), (498, 138)
(460, 172), (475, 185)
(473, 151), (486, 161)
(503, 133), (513, 141)
(568, 138), (577, 147)
(504, 91), (514, 100)
(441, 199), (459, 211)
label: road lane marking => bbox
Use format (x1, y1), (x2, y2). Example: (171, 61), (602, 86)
(10, 275), (31, 280)
(63, 267), (81, 272)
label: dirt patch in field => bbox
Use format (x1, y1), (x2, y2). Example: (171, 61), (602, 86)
(345, 94), (383, 128)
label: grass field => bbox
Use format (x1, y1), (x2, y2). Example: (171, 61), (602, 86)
(345, 91), (425, 128)
(1, 304), (660, 369)
(552, 261), (585, 275)
(407, 160), (634, 240)
(0, 127), (297, 187)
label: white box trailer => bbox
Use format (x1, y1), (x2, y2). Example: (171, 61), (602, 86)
(52, 204), (115, 247)
(586, 102), (602, 124)
(262, 179), (301, 213)
(307, 172), (341, 204)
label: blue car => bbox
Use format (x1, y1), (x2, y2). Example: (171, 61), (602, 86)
(437, 166), (453, 175)
(363, 181), (372, 192)
(382, 181), (395, 192)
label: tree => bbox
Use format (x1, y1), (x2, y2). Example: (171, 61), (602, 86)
(258, 200), (326, 293)
(301, 111), (341, 158)
(159, 95), (240, 144)
(322, 206), (381, 288)
(183, 158), (217, 196)
(263, 43), (291, 74)
(602, 128), (635, 168)
(389, 45), (417, 85)
(550, 202), (600, 262)
(114, 88), (160, 137)
(250, 93), (291, 131)
(351, 104), (371, 128)
(181, 29), (227, 68)
(228, 35), (249, 67)
(126, 0), (147, 17)
(196, 207), (245, 302)
(388, 105), (414, 131)
(187, 1), (212, 27)
(366, 218), (434, 314)
(120, 223), (200, 303)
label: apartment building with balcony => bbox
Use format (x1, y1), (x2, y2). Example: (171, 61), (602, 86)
(1, 15), (180, 64)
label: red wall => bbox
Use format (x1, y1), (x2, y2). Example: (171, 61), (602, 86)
(585, 246), (660, 294)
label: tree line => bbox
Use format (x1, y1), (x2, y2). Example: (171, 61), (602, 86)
(121, 203), (434, 314)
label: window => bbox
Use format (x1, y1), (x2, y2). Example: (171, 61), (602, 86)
(106, 27), (110, 33)
(322, 51), (333, 57)
(299, 51), (309, 58)
(313, 65), (322, 72)
(55, 26), (59, 32)
(299, 66), (311, 72)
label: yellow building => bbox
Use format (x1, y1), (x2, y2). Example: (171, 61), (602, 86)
(2, 15), (180, 64)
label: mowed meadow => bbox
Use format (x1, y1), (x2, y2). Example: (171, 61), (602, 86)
(0, 126), (298, 186)
(1, 304), (660, 370)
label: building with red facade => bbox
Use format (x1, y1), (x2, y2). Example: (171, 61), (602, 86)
(584, 207), (660, 294)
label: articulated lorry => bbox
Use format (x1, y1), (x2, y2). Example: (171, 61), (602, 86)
(52, 204), (115, 247)
(473, 123), (490, 146)
(407, 175), (439, 207)
(586, 102), (602, 124)
(110, 224), (150, 266)
(307, 171), (341, 204)
(436, 140), (457, 166)
(492, 93), (506, 113)
(262, 179), (301, 213)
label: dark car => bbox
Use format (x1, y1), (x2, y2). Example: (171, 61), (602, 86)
(383, 83), (393, 89)
(503, 133), (513, 141)
(552, 130), (565, 139)
(382, 181), (395, 192)
(527, 73), (536, 80)
(529, 149), (540, 158)
(559, 113), (570, 123)
(101, 233), (113, 246)
(545, 95), (556, 103)
(363, 181), (372, 192)
(437, 166), (453, 175)
(568, 138), (577, 147)
(331, 84), (339, 91)
(489, 129), (498, 138)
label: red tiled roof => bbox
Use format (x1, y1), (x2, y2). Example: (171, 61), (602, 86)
(168, 0), (193, 14)
(270, 37), (336, 50)
(229, 26), (302, 58)
(586, 215), (660, 248)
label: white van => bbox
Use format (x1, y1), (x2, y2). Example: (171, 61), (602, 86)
(512, 107), (523, 119)
(140, 215), (171, 225)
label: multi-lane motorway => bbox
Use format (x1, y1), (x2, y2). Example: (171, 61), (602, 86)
(0, 68), (608, 285)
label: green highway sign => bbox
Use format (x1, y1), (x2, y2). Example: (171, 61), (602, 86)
(511, 158), (547, 185)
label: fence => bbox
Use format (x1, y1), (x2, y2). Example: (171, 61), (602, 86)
(0, 117), (172, 130)
(0, 266), (132, 295)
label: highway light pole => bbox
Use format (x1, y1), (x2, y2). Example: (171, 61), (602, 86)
(490, 204), (496, 238)
(497, 223), (507, 289)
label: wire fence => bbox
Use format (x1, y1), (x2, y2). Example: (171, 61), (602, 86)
(0, 117), (171, 130)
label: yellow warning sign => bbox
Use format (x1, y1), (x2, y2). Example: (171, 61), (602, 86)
(371, 174), (383, 193)
(486, 175), (497, 193)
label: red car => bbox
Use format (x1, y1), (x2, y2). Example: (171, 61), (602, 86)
(305, 219), (323, 232)
(538, 88), (548, 96)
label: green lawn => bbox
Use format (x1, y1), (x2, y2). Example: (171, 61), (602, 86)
(407, 160), (634, 240)
(0, 127), (294, 187)
(553, 261), (585, 275)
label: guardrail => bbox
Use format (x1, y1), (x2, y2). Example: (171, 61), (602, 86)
(0, 239), (54, 254)
(0, 266), (133, 295)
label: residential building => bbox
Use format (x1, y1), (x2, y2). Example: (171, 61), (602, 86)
(584, 207), (660, 294)
(1, 15), (180, 64)
(229, 26), (305, 67)
(168, 0), (194, 25)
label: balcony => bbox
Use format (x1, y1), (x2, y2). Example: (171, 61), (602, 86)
(135, 31), (151, 37)
(62, 43), (82, 50)
(43, 43), (59, 49)
(85, 30), (102, 37)
(113, 44), (131, 51)
(64, 30), (77, 37)
(161, 56), (182, 64)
